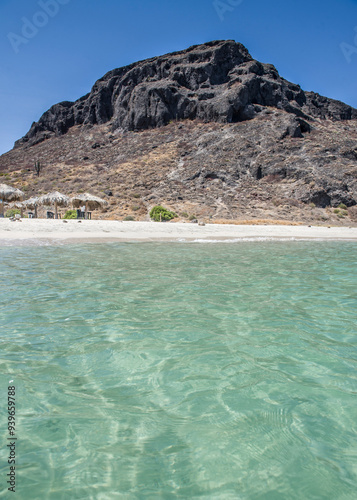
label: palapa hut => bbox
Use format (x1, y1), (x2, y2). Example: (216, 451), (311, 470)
(0, 184), (24, 216)
(8, 201), (25, 218)
(71, 193), (108, 219)
(23, 196), (40, 218)
(38, 191), (69, 219)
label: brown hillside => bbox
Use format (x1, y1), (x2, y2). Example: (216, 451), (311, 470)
(1, 41), (356, 225)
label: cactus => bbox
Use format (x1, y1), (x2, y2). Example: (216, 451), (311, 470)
(34, 160), (42, 177)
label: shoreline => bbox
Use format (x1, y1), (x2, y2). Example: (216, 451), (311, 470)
(1, 219), (357, 245)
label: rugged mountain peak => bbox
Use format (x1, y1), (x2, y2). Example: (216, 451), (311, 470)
(16, 40), (357, 148)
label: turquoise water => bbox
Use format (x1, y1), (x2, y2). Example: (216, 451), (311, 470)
(0, 241), (357, 499)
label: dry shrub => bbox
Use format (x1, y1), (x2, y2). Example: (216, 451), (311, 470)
(348, 206), (357, 221)
(273, 197), (300, 207)
(263, 174), (282, 183)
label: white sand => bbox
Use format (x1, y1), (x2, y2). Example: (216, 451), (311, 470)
(0, 219), (357, 245)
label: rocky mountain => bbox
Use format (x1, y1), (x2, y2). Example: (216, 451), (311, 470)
(16, 40), (357, 148)
(1, 40), (357, 224)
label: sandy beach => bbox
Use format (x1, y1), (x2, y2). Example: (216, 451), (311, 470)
(1, 218), (357, 244)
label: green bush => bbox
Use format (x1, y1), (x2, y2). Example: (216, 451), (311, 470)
(123, 215), (135, 221)
(5, 209), (21, 218)
(338, 203), (347, 210)
(64, 209), (77, 219)
(188, 214), (197, 221)
(333, 209), (340, 214)
(181, 212), (189, 218)
(150, 205), (176, 222)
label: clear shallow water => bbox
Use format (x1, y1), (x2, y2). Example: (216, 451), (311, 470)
(0, 241), (356, 499)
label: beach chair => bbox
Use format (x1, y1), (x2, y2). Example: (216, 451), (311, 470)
(76, 209), (85, 219)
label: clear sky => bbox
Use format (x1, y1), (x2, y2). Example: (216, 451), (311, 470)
(1, 0), (356, 155)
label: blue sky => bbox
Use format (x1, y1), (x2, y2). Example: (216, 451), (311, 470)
(0, 0), (356, 155)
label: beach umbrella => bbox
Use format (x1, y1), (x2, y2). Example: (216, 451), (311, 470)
(0, 184), (24, 216)
(38, 191), (69, 219)
(23, 196), (40, 218)
(71, 193), (108, 219)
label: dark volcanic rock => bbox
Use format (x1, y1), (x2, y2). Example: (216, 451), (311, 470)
(3, 40), (356, 220)
(15, 40), (357, 148)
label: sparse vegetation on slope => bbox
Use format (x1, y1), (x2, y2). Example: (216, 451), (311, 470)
(0, 117), (356, 225)
(150, 205), (176, 222)
(0, 40), (356, 226)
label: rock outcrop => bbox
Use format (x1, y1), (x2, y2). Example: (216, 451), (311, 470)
(2, 40), (356, 223)
(15, 40), (357, 148)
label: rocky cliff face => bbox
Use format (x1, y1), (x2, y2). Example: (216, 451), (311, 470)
(15, 40), (357, 148)
(1, 40), (356, 224)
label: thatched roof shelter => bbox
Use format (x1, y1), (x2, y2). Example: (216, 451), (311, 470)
(7, 201), (25, 217)
(8, 201), (24, 208)
(0, 184), (24, 216)
(38, 191), (69, 218)
(72, 193), (108, 217)
(23, 197), (40, 209)
(0, 184), (24, 201)
(23, 197), (40, 218)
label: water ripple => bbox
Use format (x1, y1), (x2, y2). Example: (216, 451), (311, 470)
(0, 241), (356, 499)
